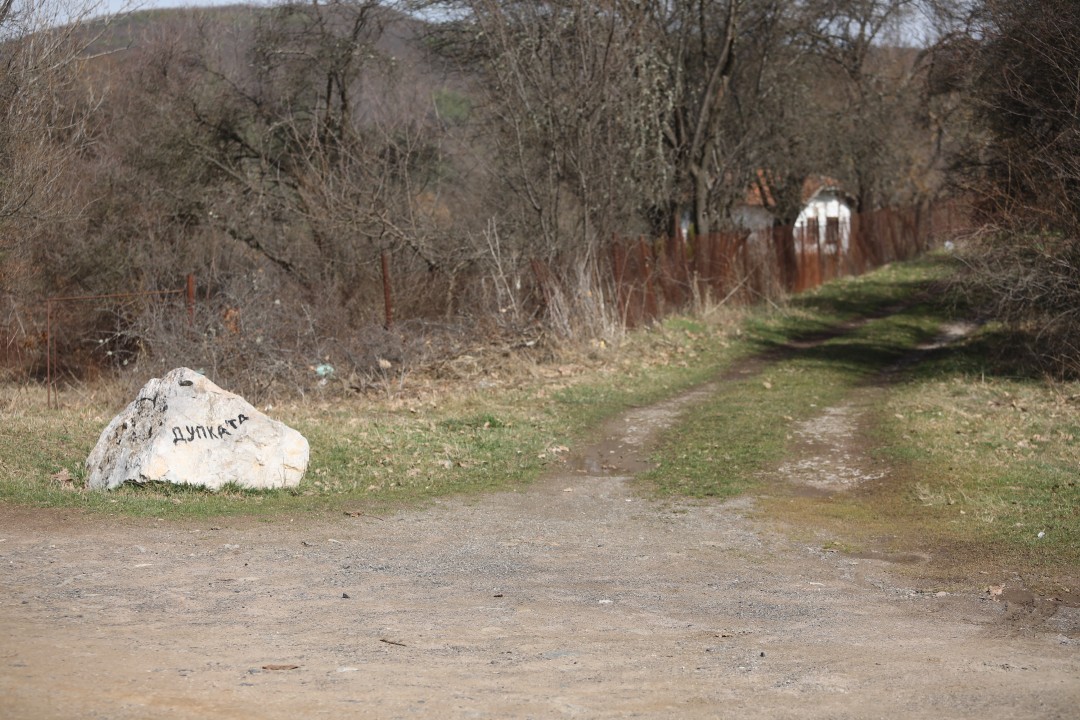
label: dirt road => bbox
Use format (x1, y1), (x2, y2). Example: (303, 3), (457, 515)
(2, 382), (1078, 719)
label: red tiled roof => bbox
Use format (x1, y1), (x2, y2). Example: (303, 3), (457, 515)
(744, 172), (844, 208)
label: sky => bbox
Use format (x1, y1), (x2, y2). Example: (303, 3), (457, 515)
(92, 0), (936, 46)
(103, 0), (267, 13)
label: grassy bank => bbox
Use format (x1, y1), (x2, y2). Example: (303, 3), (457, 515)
(0, 311), (740, 519)
(642, 254), (1079, 590)
(873, 340), (1080, 587)
(640, 257), (952, 500)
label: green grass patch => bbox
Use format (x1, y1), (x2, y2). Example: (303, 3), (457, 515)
(742, 257), (950, 349)
(875, 371), (1080, 585)
(637, 251), (1077, 591)
(0, 310), (740, 519)
(779, 306), (1080, 590)
(641, 364), (852, 499)
(641, 256), (953, 500)
(772, 366), (1080, 593)
(639, 253), (1080, 591)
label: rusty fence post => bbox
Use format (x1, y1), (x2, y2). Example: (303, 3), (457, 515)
(611, 238), (627, 325)
(43, 276), (195, 408)
(186, 274), (196, 327)
(46, 298), (53, 409)
(381, 249), (394, 329)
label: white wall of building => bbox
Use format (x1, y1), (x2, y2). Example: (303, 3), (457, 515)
(794, 189), (852, 254)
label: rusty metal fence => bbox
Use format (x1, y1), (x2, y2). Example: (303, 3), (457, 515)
(0, 202), (967, 402)
(610, 201), (968, 326)
(41, 276), (195, 408)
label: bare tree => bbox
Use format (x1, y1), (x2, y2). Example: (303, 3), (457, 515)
(0, 0), (107, 253)
(115, 2), (468, 320)
(646, 0), (744, 237)
(960, 0), (1080, 232)
(433, 2), (672, 253)
(792, 0), (930, 212)
(419, 1), (681, 336)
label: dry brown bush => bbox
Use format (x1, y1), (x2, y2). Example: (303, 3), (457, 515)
(950, 0), (1080, 376)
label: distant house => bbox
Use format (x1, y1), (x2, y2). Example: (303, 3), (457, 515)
(793, 178), (853, 255)
(733, 174), (854, 255)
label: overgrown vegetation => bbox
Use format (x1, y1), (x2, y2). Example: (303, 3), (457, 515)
(0, 301), (742, 518)
(641, 254), (1078, 590)
(2, 0), (955, 396)
(946, 0), (1080, 377)
(4, 0), (1077, 392)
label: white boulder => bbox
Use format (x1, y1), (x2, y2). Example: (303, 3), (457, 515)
(86, 367), (309, 491)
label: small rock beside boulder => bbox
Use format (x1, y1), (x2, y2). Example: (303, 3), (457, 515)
(86, 367), (309, 491)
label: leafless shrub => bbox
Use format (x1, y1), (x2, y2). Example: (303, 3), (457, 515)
(959, 227), (1080, 378)
(125, 265), (498, 401)
(2, 1), (958, 397)
(951, 0), (1080, 376)
(0, 0), (115, 297)
(477, 219), (528, 329)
